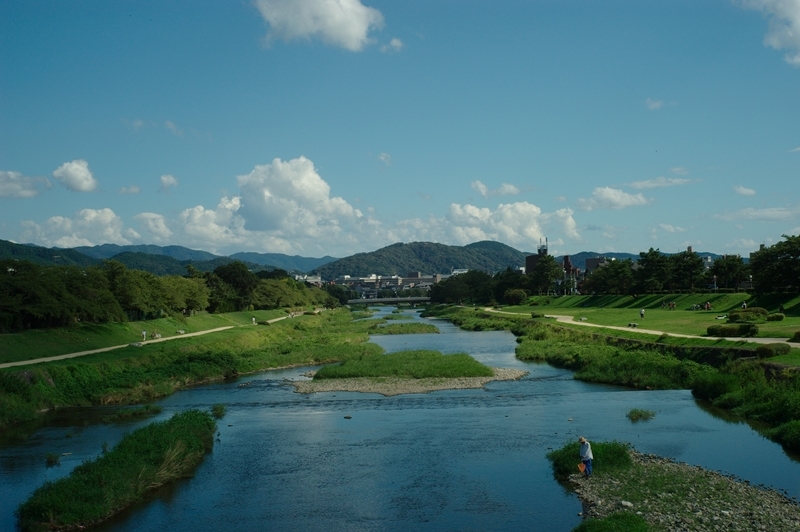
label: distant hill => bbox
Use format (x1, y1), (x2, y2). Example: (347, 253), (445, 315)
(73, 244), (219, 262)
(229, 251), (337, 272)
(311, 241), (529, 279)
(109, 252), (268, 276)
(0, 240), (97, 266)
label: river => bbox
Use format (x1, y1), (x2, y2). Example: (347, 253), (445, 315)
(1, 307), (799, 531)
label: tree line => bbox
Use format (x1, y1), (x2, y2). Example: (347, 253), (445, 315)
(0, 259), (340, 332)
(430, 234), (799, 306)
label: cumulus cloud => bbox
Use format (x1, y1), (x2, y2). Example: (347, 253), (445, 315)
(471, 180), (521, 198)
(629, 176), (692, 189)
(254, 0), (385, 51)
(645, 98), (664, 110)
(0, 171), (51, 198)
(670, 166), (689, 175)
(134, 212), (173, 242)
(740, 0), (800, 66)
(577, 187), (650, 211)
(726, 238), (761, 251)
(119, 185), (141, 194)
(20, 208), (134, 248)
(159, 174), (178, 192)
(791, 146), (800, 152)
(236, 156), (363, 238)
(378, 152), (391, 165)
(715, 205), (800, 222)
(658, 223), (687, 233)
(381, 37), (404, 52)
(734, 185), (756, 196)
(52, 160), (98, 192)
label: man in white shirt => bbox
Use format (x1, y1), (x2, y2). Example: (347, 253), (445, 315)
(579, 436), (593, 478)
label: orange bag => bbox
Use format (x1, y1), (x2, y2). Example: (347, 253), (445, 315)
(577, 463), (586, 473)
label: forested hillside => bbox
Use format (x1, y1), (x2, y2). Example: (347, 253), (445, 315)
(311, 241), (529, 279)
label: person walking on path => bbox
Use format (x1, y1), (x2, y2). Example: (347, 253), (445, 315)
(579, 436), (593, 478)
(640, 308), (645, 319)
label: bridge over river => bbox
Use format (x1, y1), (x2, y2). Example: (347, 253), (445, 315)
(346, 297), (430, 305)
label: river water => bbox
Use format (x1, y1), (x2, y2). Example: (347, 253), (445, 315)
(2, 307), (799, 531)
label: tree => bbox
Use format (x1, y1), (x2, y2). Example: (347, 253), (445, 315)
(709, 255), (746, 290)
(668, 251), (705, 291)
(583, 259), (634, 295)
(750, 234), (800, 294)
(529, 255), (562, 295)
(214, 261), (258, 310)
(503, 288), (529, 305)
(636, 248), (670, 293)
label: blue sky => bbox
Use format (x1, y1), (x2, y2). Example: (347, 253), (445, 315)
(2, 0), (799, 259)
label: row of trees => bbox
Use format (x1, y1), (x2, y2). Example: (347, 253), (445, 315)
(0, 259), (337, 332)
(430, 235), (799, 305)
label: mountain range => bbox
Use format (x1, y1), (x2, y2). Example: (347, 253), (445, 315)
(0, 239), (725, 279)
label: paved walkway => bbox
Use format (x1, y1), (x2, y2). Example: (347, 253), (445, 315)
(0, 315), (291, 370)
(483, 309), (790, 345)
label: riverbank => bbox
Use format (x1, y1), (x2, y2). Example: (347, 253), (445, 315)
(291, 367), (528, 396)
(569, 450), (800, 531)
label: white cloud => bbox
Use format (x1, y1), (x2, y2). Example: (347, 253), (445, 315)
(791, 146), (800, 152)
(740, 0), (800, 66)
(715, 205), (800, 221)
(134, 212), (173, 242)
(658, 223), (686, 233)
(577, 187), (650, 211)
(471, 180), (521, 198)
(378, 152), (391, 165)
(629, 176), (692, 189)
(734, 185), (756, 196)
(646, 98), (663, 110)
(132, 118), (145, 131)
(159, 174), (178, 192)
(52, 159), (98, 192)
(20, 208), (132, 248)
(237, 156), (362, 235)
(164, 120), (182, 136)
(670, 166), (688, 175)
(381, 37), (404, 52)
(119, 185), (141, 194)
(726, 238), (761, 251)
(254, 0), (385, 51)
(0, 171), (51, 198)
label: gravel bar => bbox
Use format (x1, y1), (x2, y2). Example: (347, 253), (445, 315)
(290, 368), (528, 396)
(569, 450), (800, 531)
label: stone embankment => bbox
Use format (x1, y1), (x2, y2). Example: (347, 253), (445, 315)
(291, 368), (528, 396)
(571, 451), (800, 531)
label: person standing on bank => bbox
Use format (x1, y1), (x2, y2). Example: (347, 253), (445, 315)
(640, 308), (645, 319)
(579, 436), (593, 478)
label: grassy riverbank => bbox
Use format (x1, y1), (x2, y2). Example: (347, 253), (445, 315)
(547, 441), (800, 532)
(424, 306), (800, 452)
(16, 409), (216, 532)
(502, 293), (800, 338)
(0, 309), (433, 431)
(0, 309), (290, 364)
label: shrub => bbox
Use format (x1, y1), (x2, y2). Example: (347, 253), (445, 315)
(211, 404), (226, 419)
(707, 324), (759, 337)
(626, 408), (655, 422)
(767, 313), (785, 321)
(691, 371), (739, 400)
(547, 440), (632, 479)
(727, 312), (763, 323)
(755, 343), (792, 359)
(740, 307), (769, 316)
(791, 331), (800, 343)
(764, 420), (800, 450)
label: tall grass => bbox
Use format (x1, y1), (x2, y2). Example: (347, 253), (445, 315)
(16, 410), (216, 532)
(313, 350), (494, 379)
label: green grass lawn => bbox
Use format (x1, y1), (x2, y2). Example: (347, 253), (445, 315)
(502, 293), (800, 338)
(313, 350), (494, 379)
(0, 309), (288, 364)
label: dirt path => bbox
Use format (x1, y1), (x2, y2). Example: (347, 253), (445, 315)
(483, 308), (790, 345)
(0, 315), (291, 370)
